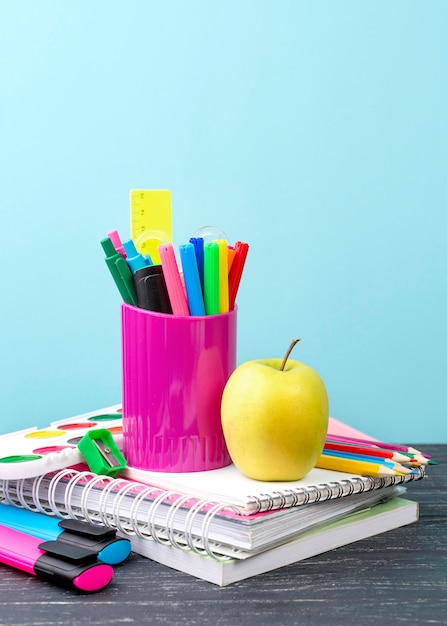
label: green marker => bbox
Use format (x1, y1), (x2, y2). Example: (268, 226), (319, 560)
(101, 237), (137, 305)
(204, 242), (220, 315)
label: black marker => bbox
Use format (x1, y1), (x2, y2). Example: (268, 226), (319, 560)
(134, 265), (173, 313)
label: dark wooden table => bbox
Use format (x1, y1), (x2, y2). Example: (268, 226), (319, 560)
(0, 444), (445, 626)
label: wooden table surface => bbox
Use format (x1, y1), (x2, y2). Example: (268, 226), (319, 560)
(0, 444), (445, 626)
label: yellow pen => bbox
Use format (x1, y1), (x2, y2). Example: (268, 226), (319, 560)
(216, 240), (229, 313)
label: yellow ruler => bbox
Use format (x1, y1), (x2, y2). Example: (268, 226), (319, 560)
(130, 190), (172, 264)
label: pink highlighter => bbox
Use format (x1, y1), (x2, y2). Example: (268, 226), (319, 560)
(0, 523), (114, 593)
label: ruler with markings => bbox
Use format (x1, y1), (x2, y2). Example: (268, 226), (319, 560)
(130, 189), (172, 265)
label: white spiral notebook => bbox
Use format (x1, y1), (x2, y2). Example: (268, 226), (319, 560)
(123, 462), (424, 515)
(129, 497), (419, 585)
(0, 462), (422, 561)
(0, 467), (418, 584)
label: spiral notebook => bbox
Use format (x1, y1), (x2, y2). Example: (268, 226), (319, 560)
(129, 497), (419, 585)
(123, 462), (424, 515)
(0, 468), (419, 584)
(0, 467), (412, 560)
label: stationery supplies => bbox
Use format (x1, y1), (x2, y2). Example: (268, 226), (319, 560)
(0, 405), (123, 480)
(179, 243), (206, 316)
(101, 238), (137, 305)
(77, 428), (127, 477)
(326, 433), (429, 457)
(323, 440), (411, 463)
(203, 242), (220, 315)
(122, 239), (152, 274)
(128, 497), (418, 586)
(133, 265), (172, 313)
(0, 467), (408, 558)
(316, 454), (409, 477)
(216, 239), (229, 313)
(123, 458), (424, 515)
(130, 189), (172, 265)
(0, 472), (418, 585)
(228, 241), (249, 310)
(121, 304), (236, 472)
(0, 524), (114, 592)
(0, 503), (131, 565)
(159, 243), (190, 316)
(190, 237), (205, 290)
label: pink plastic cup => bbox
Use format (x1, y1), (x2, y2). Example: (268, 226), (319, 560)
(121, 304), (237, 472)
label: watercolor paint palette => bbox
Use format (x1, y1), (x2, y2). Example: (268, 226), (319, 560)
(0, 404), (123, 480)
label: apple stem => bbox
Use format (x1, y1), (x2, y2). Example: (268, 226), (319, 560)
(280, 338), (301, 371)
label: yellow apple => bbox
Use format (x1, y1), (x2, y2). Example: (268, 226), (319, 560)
(221, 339), (329, 481)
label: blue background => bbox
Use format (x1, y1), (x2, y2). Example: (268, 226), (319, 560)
(1, 2), (446, 442)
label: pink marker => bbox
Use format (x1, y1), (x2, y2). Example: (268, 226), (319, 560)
(159, 243), (190, 316)
(107, 230), (126, 257)
(0, 524), (114, 593)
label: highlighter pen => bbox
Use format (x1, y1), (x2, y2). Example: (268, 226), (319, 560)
(227, 246), (236, 273)
(216, 239), (229, 313)
(134, 264), (172, 313)
(107, 230), (126, 257)
(228, 241), (249, 310)
(101, 237), (136, 305)
(0, 504), (131, 565)
(114, 256), (137, 305)
(0, 524), (114, 593)
(203, 242), (220, 315)
(179, 243), (206, 316)
(159, 243), (190, 316)
(122, 239), (153, 274)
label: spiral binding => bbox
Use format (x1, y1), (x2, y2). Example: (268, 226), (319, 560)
(0, 466), (425, 561)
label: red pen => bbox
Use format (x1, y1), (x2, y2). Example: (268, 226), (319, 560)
(228, 241), (249, 310)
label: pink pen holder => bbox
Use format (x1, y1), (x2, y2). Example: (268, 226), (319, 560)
(121, 304), (237, 472)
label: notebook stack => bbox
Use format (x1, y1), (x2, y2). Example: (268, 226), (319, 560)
(0, 411), (430, 586)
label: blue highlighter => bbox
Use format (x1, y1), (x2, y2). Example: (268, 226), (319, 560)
(0, 503), (131, 565)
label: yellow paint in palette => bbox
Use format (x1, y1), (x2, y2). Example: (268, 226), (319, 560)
(24, 430), (66, 439)
(130, 190), (172, 264)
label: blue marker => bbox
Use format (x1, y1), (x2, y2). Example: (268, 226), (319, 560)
(190, 237), (205, 291)
(180, 243), (206, 316)
(123, 239), (153, 274)
(0, 503), (131, 565)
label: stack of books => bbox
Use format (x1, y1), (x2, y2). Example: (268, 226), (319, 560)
(0, 410), (431, 586)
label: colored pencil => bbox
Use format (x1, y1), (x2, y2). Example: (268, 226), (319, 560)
(326, 433), (429, 458)
(324, 441), (410, 464)
(320, 450), (413, 474)
(316, 454), (405, 477)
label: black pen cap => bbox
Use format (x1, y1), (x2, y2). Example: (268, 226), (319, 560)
(34, 541), (114, 593)
(134, 265), (173, 313)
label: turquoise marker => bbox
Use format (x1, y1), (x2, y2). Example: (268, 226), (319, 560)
(123, 239), (153, 274)
(0, 503), (131, 565)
